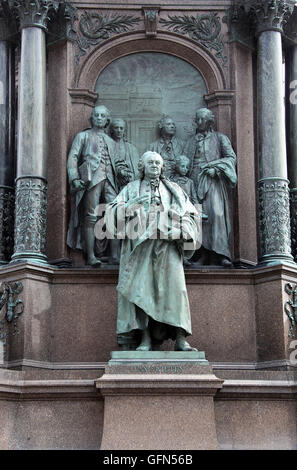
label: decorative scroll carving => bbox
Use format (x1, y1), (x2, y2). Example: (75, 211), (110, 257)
(13, 177), (47, 258)
(290, 189), (297, 261)
(285, 283), (297, 337)
(0, 187), (14, 264)
(74, 11), (141, 63)
(234, 0), (295, 34)
(143, 7), (159, 38)
(258, 178), (292, 259)
(159, 12), (227, 66)
(0, 281), (23, 358)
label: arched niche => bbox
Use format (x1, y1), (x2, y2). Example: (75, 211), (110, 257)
(73, 33), (228, 151)
(95, 52), (208, 154)
(76, 33), (226, 92)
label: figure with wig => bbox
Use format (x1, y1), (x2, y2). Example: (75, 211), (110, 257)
(105, 151), (201, 351)
(184, 108), (237, 267)
(148, 115), (184, 179)
(67, 105), (117, 266)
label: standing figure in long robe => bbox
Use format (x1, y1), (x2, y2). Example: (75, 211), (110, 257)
(184, 108), (237, 267)
(105, 151), (201, 351)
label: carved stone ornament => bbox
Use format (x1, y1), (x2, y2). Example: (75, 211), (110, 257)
(283, 4), (297, 44)
(142, 7), (159, 38)
(1, 0), (76, 35)
(13, 0), (52, 30)
(74, 10), (141, 63)
(0, 281), (23, 358)
(258, 178), (293, 261)
(234, 0), (295, 35)
(290, 189), (297, 261)
(159, 12), (227, 67)
(47, 0), (78, 45)
(0, 187), (14, 264)
(284, 282), (297, 337)
(13, 177), (47, 259)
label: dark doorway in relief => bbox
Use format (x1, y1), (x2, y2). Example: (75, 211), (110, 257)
(95, 52), (207, 154)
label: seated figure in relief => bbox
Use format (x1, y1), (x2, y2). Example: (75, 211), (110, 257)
(148, 115), (184, 180)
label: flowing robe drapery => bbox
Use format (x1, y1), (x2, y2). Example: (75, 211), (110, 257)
(184, 131), (237, 259)
(105, 178), (200, 337)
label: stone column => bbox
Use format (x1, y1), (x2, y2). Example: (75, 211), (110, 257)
(285, 42), (297, 261)
(0, 37), (15, 264)
(246, 1), (295, 265)
(11, 1), (51, 265)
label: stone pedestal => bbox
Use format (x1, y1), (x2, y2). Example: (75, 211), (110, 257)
(96, 352), (223, 450)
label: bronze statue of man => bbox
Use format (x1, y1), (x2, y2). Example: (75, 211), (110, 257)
(184, 108), (237, 267)
(67, 105), (117, 266)
(105, 151), (200, 351)
(148, 115), (184, 179)
(110, 118), (139, 191)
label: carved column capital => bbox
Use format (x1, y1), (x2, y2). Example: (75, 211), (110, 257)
(235, 0), (295, 35)
(13, 0), (52, 31)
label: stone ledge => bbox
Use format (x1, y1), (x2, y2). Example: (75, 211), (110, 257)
(97, 373), (223, 397)
(217, 378), (297, 399)
(1, 261), (297, 285)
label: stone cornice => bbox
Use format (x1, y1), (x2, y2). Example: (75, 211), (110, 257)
(234, 0), (295, 35)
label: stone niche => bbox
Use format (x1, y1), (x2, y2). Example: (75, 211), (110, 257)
(95, 52), (207, 154)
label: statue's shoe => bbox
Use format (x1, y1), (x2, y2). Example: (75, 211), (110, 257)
(88, 257), (102, 267)
(136, 343), (152, 351)
(220, 257), (232, 268)
(175, 339), (197, 352)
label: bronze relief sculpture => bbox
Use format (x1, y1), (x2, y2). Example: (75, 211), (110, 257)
(148, 115), (184, 179)
(184, 108), (237, 267)
(67, 105), (117, 266)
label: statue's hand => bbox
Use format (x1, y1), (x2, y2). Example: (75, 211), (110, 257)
(206, 168), (216, 178)
(72, 179), (86, 191)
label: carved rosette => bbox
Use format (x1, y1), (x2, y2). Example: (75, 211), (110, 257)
(14, 0), (52, 30)
(13, 177), (47, 261)
(0, 187), (14, 263)
(258, 178), (293, 263)
(236, 0), (295, 35)
(290, 188), (297, 261)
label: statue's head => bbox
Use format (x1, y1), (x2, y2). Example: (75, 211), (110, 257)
(195, 108), (215, 133)
(110, 118), (126, 141)
(138, 151), (165, 179)
(90, 105), (111, 129)
(158, 115), (176, 138)
(175, 155), (190, 177)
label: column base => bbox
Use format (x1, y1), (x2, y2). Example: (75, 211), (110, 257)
(10, 251), (49, 267)
(96, 352), (223, 450)
(258, 254), (296, 267)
